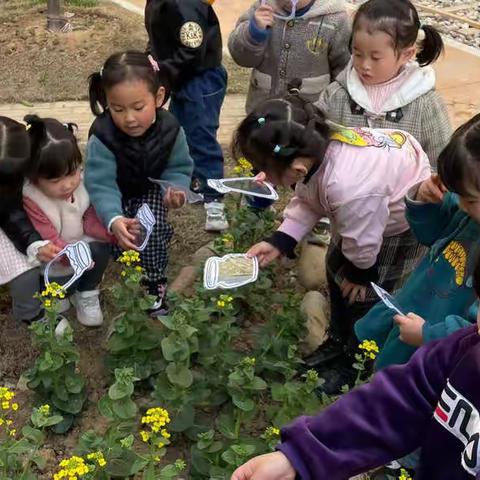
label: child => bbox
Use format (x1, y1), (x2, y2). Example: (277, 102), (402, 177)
(355, 113), (480, 373)
(236, 90), (431, 382)
(0, 116), (61, 324)
(317, 0), (452, 169)
(85, 50), (193, 317)
(144, 0), (228, 232)
(23, 115), (113, 327)
(231, 290), (480, 479)
(228, 0), (351, 114)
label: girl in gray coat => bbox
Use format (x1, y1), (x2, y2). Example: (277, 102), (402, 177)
(228, 0), (351, 113)
(317, 0), (452, 170)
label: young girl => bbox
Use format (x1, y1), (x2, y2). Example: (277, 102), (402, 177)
(0, 116), (60, 324)
(236, 90), (431, 393)
(23, 115), (113, 327)
(85, 50), (193, 316)
(355, 113), (480, 372)
(228, 0), (351, 113)
(317, 0), (451, 169)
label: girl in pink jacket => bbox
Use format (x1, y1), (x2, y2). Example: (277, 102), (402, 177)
(237, 87), (431, 391)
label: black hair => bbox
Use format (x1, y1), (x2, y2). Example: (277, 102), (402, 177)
(24, 114), (82, 181)
(88, 50), (170, 116)
(232, 79), (330, 179)
(473, 252), (480, 299)
(0, 116), (31, 189)
(352, 0), (444, 66)
(438, 113), (480, 198)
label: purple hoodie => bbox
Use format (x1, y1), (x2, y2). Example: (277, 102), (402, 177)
(278, 326), (480, 479)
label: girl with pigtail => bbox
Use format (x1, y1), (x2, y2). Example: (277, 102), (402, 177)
(85, 50), (193, 317)
(317, 0), (452, 170)
(235, 86), (431, 393)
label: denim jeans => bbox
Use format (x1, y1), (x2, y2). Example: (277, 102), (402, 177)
(169, 66), (227, 202)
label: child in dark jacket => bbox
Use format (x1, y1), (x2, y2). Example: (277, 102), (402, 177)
(85, 50), (193, 317)
(0, 116), (60, 323)
(145, 0), (228, 232)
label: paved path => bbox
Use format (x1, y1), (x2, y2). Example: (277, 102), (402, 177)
(0, 94), (247, 147)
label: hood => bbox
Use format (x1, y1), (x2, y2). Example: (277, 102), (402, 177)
(337, 60), (436, 114)
(272, 0), (346, 18)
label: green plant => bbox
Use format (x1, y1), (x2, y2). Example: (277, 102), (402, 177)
(268, 370), (324, 427)
(106, 251), (164, 380)
(24, 283), (87, 432)
(0, 392), (63, 479)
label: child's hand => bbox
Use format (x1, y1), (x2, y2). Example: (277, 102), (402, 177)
(163, 187), (186, 209)
(340, 279), (367, 304)
(247, 241), (280, 267)
(416, 174), (446, 204)
(254, 4), (274, 29)
(394, 312), (425, 346)
(36, 243), (62, 262)
(231, 452), (296, 480)
(111, 217), (140, 251)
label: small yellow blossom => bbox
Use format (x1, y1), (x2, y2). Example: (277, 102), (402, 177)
(399, 469), (412, 480)
(135, 266), (143, 272)
(41, 282), (66, 300)
(86, 451), (107, 468)
(118, 250), (141, 266)
(140, 430), (151, 442)
(9, 429), (16, 437)
(53, 455), (90, 480)
(38, 404), (50, 416)
(11, 403), (18, 411)
(359, 340), (379, 360)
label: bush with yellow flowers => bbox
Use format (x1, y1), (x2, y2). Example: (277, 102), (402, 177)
(0, 393), (63, 478)
(232, 157), (254, 177)
(53, 452), (107, 480)
(349, 339), (380, 389)
(106, 251), (163, 381)
(25, 284), (87, 433)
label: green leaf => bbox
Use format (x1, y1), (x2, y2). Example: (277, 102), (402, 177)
(106, 449), (148, 477)
(166, 363), (193, 388)
(65, 374), (85, 394)
(250, 376), (268, 391)
(161, 336), (190, 362)
(169, 404), (195, 432)
(6, 438), (33, 455)
(42, 415), (64, 427)
(98, 396), (115, 419)
(21, 425), (43, 444)
(31, 452), (47, 470)
(109, 380), (134, 400)
(112, 397), (138, 419)
(159, 463), (182, 479)
(232, 396), (255, 412)
(216, 413), (237, 440)
(143, 462), (155, 480)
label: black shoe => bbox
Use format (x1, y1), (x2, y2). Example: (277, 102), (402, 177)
(145, 280), (169, 318)
(303, 336), (345, 368)
(315, 359), (357, 396)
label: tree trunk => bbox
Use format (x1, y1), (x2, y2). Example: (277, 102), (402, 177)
(46, 0), (66, 32)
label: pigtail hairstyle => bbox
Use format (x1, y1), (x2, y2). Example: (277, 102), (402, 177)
(24, 114), (82, 181)
(437, 113), (480, 197)
(353, 0), (444, 66)
(88, 50), (170, 116)
(232, 79), (330, 179)
(0, 116), (31, 190)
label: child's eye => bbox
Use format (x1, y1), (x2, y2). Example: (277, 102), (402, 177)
(372, 57), (382, 61)
(112, 108), (123, 113)
(134, 105), (144, 111)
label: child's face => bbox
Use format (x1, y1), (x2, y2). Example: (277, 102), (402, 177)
(267, 156), (314, 186)
(36, 168), (81, 201)
(458, 193), (480, 225)
(106, 80), (165, 137)
(352, 29), (415, 85)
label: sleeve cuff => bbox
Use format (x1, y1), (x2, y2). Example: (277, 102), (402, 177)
(343, 259), (379, 285)
(266, 231), (297, 259)
(26, 240), (50, 266)
(248, 16), (270, 43)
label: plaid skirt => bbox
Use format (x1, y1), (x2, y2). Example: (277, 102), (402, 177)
(327, 229), (426, 304)
(115, 185), (173, 282)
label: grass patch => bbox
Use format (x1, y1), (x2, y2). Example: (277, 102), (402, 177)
(29, 0), (99, 6)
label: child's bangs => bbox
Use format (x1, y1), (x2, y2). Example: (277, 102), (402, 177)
(36, 139), (82, 179)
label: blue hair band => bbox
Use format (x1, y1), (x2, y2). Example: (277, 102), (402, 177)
(257, 117), (266, 125)
(273, 145), (281, 154)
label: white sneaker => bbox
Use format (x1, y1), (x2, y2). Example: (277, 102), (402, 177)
(204, 201), (229, 232)
(55, 316), (71, 337)
(71, 290), (103, 326)
(57, 297), (71, 314)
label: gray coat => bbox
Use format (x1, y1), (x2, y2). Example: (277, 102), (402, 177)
(228, 0), (351, 113)
(317, 62), (452, 170)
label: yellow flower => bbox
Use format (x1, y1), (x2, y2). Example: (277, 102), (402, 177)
(399, 469), (412, 480)
(11, 403), (18, 411)
(157, 441), (165, 448)
(38, 404), (50, 415)
(2, 401), (10, 410)
(135, 266), (143, 272)
(54, 455), (90, 479)
(118, 250), (141, 266)
(239, 158), (253, 170)
(140, 430), (151, 442)
(121, 271), (126, 277)
(41, 282), (65, 299)
(86, 451), (107, 468)
(9, 429), (16, 437)
(359, 340), (379, 356)
(0, 419), (4, 426)
(6, 420), (12, 426)
(233, 165), (242, 175)
(217, 300), (225, 308)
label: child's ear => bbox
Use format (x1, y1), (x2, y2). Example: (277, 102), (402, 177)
(155, 87), (166, 108)
(401, 46), (416, 64)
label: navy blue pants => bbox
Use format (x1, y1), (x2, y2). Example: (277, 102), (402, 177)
(169, 66), (227, 202)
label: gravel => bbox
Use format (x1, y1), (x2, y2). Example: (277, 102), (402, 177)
(348, 0), (480, 50)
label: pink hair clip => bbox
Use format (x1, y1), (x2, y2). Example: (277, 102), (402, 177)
(148, 54), (160, 72)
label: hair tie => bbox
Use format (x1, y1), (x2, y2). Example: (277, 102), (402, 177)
(25, 123), (31, 131)
(257, 117), (266, 126)
(148, 54), (160, 73)
(416, 27), (426, 47)
(99, 66), (104, 78)
(289, 88), (300, 95)
(273, 145), (282, 154)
